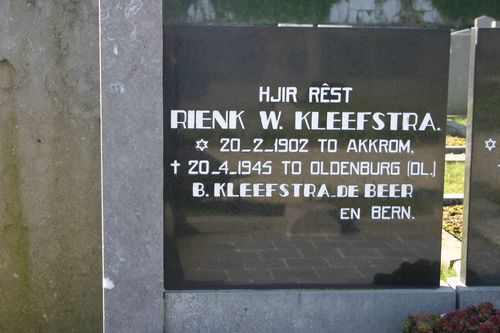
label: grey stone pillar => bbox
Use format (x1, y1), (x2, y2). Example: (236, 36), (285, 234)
(447, 29), (471, 116)
(100, 0), (164, 332)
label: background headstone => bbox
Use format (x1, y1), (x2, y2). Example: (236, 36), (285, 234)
(447, 29), (471, 116)
(475, 16), (497, 28)
(463, 29), (500, 286)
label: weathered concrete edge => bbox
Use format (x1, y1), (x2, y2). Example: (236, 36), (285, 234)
(457, 286), (500, 308)
(165, 288), (456, 333)
(100, 0), (163, 332)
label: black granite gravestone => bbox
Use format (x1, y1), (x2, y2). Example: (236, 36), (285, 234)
(163, 26), (449, 289)
(463, 29), (500, 286)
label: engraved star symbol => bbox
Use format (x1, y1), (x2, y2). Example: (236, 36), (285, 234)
(195, 139), (208, 151)
(485, 138), (496, 151)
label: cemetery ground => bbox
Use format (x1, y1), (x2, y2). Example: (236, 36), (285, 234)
(442, 159), (464, 241)
(440, 118), (467, 283)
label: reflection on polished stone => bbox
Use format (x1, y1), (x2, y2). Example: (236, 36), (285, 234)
(164, 0), (492, 27)
(166, 223), (440, 288)
(164, 26), (449, 289)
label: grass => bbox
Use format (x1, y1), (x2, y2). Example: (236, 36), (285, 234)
(444, 162), (465, 194)
(452, 117), (467, 127)
(440, 264), (458, 281)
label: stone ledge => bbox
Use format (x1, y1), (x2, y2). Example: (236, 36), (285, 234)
(165, 288), (455, 333)
(457, 286), (500, 308)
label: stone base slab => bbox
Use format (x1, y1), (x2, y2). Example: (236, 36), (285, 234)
(165, 288), (455, 333)
(457, 286), (500, 308)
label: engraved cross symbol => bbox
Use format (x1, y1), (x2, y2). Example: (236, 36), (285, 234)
(170, 160), (180, 175)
